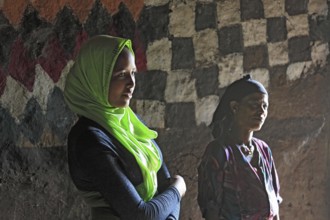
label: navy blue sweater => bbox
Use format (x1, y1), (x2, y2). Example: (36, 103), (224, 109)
(67, 117), (181, 220)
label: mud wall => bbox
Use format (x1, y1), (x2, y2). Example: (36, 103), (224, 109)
(0, 0), (329, 219)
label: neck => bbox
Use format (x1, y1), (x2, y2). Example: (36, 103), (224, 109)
(228, 127), (253, 145)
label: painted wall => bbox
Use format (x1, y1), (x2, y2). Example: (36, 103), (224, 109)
(0, 0), (329, 219)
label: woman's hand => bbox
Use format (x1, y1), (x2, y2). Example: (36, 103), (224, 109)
(170, 175), (186, 199)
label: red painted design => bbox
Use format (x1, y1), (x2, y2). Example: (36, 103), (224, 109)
(1, 0), (28, 26)
(33, 0), (67, 22)
(67, 0), (94, 23)
(1, 0), (145, 25)
(0, 66), (6, 96)
(0, 1), (150, 98)
(100, 0), (122, 14)
(133, 30), (147, 72)
(8, 38), (37, 91)
(38, 37), (69, 83)
(100, 0), (144, 21)
(108, 23), (119, 37)
(73, 30), (89, 59)
(122, 0), (144, 21)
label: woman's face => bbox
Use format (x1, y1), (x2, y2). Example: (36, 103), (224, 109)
(108, 48), (136, 108)
(230, 92), (269, 132)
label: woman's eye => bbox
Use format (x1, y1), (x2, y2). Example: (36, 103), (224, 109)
(114, 72), (126, 78)
(114, 70), (136, 79)
(249, 103), (258, 108)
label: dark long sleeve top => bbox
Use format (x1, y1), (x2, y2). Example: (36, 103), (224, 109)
(67, 117), (181, 220)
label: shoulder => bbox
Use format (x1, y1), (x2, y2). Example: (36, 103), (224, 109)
(253, 137), (270, 150)
(253, 137), (273, 158)
(200, 139), (228, 169)
(68, 117), (117, 152)
(203, 140), (221, 158)
(205, 138), (226, 153)
(253, 136), (268, 145)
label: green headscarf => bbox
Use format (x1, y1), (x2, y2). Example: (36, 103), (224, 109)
(64, 35), (161, 201)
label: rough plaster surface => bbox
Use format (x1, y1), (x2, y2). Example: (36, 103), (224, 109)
(218, 53), (244, 88)
(195, 95), (219, 126)
(144, 0), (169, 7)
(286, 61), (313, 81)
(146, 38), (172, 71)
(164, 70), (197, 103)
(286, 14), (310, 39)
(0, 0), (329, 219)
(217, 0), (240, 28)
(193, 28), (219, 67)
(268, 41), (289, 66)
(259, 72), (330, 220)
(169, 1), (195, 37)
(0, 76), (32, 121)
(242, 19), (267, 47)
(262, 0), (285, 18)
(135, 99), (166, 128)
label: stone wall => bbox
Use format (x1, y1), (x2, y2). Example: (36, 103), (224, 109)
(0, 0), (329, 219)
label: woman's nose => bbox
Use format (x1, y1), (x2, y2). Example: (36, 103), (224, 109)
(259, 105), (267, 114)
(126, 73), (135, 88)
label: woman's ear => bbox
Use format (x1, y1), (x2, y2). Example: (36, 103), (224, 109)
(229, 101), (239, 114)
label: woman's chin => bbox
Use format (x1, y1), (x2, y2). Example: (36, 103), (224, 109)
(250, 122), (265, 132)
(111, 101), (130, 108)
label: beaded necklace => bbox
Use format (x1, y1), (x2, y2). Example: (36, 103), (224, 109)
(240, 142), (254, 156)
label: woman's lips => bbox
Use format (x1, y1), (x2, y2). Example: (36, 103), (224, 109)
(122, 93), (132, 98)
(252, 116), (264, 122)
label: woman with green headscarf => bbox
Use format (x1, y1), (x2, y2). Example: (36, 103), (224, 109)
(64, 35), (186, 220)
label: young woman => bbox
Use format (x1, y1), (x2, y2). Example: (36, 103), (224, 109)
(198, 75), (282, 220)
(64, 35), (186, 220)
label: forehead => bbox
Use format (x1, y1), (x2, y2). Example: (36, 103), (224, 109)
(240, 92), (268, 103)
(117, 48), (134, 62)
(114, 48), (135, 68)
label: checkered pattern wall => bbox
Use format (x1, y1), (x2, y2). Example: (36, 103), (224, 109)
(0, 0), (329, 147)
(134, 0), (330, 130)
(164, 0), (329, 86)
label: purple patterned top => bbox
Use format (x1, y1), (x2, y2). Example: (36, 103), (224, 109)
(198, 137), (282, 220)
